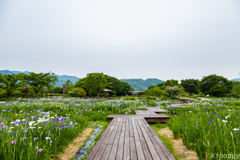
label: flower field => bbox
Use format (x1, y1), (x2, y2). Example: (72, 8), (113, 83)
(166, 99), (240, 159)
(0, 98), (146, 160)
(1, 97), (239, 160)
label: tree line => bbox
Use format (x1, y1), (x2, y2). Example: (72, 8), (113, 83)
(0, 72), (133, 99)
(144, 74), (240, 98)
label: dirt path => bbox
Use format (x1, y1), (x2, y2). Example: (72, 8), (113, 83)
(60, 128), (93, 160)
(158, 127), (199, 160)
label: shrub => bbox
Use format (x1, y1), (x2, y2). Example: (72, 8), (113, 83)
(68, 87), (87, 97)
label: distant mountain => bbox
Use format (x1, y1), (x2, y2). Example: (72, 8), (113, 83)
(0, 70), (80, 87)
(231, 78), (240, 82)
(1, 70), (165, 90)
(120, 78), (165, 91)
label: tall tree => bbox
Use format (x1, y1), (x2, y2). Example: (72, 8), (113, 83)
(75, 77), (89, 94)
(231, 80), (240, 96)
(24, 72), (58, 98)
(0, 73), (25, 99)
(107, 76), (132, 96)
(201, 74), (232, 96)
(181, 79), (200, 95)
(84, 73), (112, 99)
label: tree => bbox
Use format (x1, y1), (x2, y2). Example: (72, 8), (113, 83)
(65, 79), (75, 88)
(165, 79), (179, 87)
(107, 76), (132, 96)
(151, 87), (169, 97)
(201, 74), (232, 96)
(0, 73), (25, 99)
(53, 87), (63, 94)
(147, 85), (155, 90)
(24, 72), (58, 98)
(84, 73), (112, 99)
(209, 84), (228, 97)
(165, 85), (183, 97)
(75, 77), (89, 95)
(231, 81), (240, 97)
(181, 79), (200, 95)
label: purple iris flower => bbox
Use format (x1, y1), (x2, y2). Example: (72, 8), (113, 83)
(213, 112), (217, 114)
(211, 118), (215, 120)
(208, 122), (212, 124)
(195, 122), (198, 124)
(10, 141), (15, 145)
(38, 149), (43, 153)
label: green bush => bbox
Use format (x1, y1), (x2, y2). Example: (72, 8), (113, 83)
(68, 87), (87, 97)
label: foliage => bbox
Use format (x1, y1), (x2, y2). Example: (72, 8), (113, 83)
(231, 80), (240, 97)
(107, 76), (132, 96)
(181, 79), (200, 95)
(75, 77), (89, 95)
(0, 73), (26, 99)
(64, 79), (75, 92)
(201, 74), (232, 96)
(147, 85), (155, 90)
(167, 100), (240, 159)
(0, 98), (147, 159)
(209, 84), (228, 97)
(84, 73), (112, 98)
(165, 85), (183, 97)
(53, 87), (63, 94)
(164, 79), (179, 87)
(24, 72), (58, 98)
(68, 87), (87, 97)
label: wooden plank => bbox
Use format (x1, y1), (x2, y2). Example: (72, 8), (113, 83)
(135, 110), (157, 115)
(87, 118), (117, 160)
(124, 118), (130, 160)
(135, 118), (153, 160)
(140, 119), (154, 137)
(101, 145), (112, 160)
(143, 120), (176, 160)
(116, 121), (126, 160)
(131, 117), (145, 160)
(108, 118), (121, 145)
(117, 117), (123, 132)
(137, 118), (160, 160)
(93, 120), (118, 160)
(149, 135), (168, 160)
(129, 136), (137, 160)
(129, 117), (133, 137)
(108, 131), (121, 160)
(108, 114), (169, 118)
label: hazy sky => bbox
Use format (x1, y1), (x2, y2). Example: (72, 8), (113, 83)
(0, 0), (240, 81)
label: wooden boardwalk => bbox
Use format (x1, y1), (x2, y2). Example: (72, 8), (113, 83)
(135, 110), (157, 115)
(107, 114), (170, 123)
(146, 107), (170, 114)
(87, 117), (175, 160)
